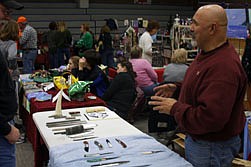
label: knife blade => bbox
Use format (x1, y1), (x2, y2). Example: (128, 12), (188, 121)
(87, 156), (119, 163)
(115, 138), (127, 148)
(94, 140), (104, 150)
(90, 161), (130, 167)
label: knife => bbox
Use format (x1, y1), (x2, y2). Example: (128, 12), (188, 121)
(106, 139), (112, 148)
(73, 136), (97, 141)
(83, 141), (89, 152)
(87, 156), (119, 163)
(84, 152), (114, 157)
(94, 140), (104, 150)
(90, 161), (130, 167)
(141, 150), (164, 155)
(115, 138), (127, 148)
(53, 127), (93, 135)
(68, 131), (94, 138)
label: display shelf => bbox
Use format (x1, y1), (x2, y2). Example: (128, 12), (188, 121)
(171, 24), (198, 62)
(153, 30), (172, 66)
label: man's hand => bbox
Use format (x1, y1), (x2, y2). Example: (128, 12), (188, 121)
(5, 125), (20, 144)
(154, 83), (176, 97)
(149, 96), (177, 114)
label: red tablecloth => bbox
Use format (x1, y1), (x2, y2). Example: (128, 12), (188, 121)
(108, 67), (165, 83)
(20, 90), (106, 167)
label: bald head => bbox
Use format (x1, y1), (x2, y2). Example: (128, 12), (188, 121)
(191, 4), (228, 52)
(197, 4), (227, 28)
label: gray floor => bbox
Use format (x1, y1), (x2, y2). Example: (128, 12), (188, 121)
(16, 112), (183, 167)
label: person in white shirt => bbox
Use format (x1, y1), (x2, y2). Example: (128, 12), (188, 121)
(139, 20), (160, 65)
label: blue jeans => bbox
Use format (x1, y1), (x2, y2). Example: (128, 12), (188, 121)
(0, 122), (15, 167)
(141, 83), (158, 97)
(57, 48), (70, 67)
(22, 50), (37, 74)
(185, 135), (241, 167)
(49, 52), (57, 69)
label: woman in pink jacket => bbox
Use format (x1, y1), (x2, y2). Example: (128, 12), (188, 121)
(130, 46), (158, 96)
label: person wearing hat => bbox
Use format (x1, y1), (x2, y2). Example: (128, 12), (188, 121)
(17, 15), (37, 74)
(0, 1), (23, 166)
(0, 0), (23, 21)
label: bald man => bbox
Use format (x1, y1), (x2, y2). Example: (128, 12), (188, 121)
(149, 4), (247, 167)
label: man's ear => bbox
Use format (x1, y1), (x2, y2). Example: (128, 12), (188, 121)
(209, 23), (216, 34)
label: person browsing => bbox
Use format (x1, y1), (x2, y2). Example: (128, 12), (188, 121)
(0, 0), (23, 166)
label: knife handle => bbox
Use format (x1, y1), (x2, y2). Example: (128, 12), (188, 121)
(106, 139), (112, 148)
(83, 141), (89, 152)
(87, 158), (103, 162)
(115, 138), (127, 148)
(94, 140), (104, 150)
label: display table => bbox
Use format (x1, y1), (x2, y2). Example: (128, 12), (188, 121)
(33, 107), (192, 167)
(20, 89), (106, 167)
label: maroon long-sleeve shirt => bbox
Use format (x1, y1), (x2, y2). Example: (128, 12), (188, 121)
(170, 42), (247, 141)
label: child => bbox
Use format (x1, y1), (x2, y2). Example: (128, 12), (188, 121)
(67, 56), (80, 72)
(102, 60), (136, 120)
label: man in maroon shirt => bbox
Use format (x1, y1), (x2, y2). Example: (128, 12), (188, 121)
(149, 4), (247, 167)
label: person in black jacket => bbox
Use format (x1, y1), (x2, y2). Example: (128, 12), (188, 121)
(102, 60), (136, 120)
(0, 0), (23, 166)
(71, 49), (109, 97)
(98, 25), (114, 68)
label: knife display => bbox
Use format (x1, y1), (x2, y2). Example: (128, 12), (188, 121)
(115, 138), (127, 148)
(87, 156), (119, 163)
(90, 161), (130, 167)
